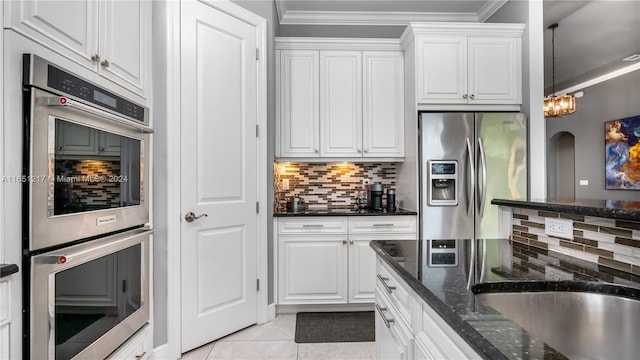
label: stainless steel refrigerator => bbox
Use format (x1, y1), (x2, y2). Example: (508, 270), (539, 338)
(420, 112), (527, 276)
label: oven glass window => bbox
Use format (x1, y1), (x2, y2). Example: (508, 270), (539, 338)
(54, 244), (142, 360)
(52, 118), (142, 215)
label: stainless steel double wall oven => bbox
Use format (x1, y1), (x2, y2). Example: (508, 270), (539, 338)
(21, 54), (153, 360)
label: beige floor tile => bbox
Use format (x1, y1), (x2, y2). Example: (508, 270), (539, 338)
(181, 341), (216, 360)
(297, 342), (376, 360)
(220, 314), (296, 342)
(208, 340), (298, 360)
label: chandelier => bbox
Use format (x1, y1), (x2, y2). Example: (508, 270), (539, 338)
(544, 23), (576, 118)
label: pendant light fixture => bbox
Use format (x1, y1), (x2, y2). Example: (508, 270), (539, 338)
(544, 23), (577, 118)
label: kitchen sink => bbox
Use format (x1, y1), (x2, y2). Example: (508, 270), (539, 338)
(476, 290), (640, 359)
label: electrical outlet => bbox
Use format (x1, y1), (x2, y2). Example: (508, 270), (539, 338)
(281, 179), (289, 190)
(545, 217), (574, 240)
(362, 179), (370, 186)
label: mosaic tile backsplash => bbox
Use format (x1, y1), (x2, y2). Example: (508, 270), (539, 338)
(274, 162), (397, 211)
(55, 160), (121, 210)
(510, 207), (640, 276)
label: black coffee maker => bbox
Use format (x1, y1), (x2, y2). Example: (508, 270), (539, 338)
(368, 183), (384, 211)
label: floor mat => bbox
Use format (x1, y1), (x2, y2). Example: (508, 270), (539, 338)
(295, 311), (375, 343)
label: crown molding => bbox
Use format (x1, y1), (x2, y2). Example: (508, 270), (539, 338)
(275, 1), (514, 26)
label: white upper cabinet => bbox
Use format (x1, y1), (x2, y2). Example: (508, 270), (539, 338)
(276, 38), (405, 161)
(278, 50), (320, 157)
(407, 23), (524, 106)
(5, 0), (151, 97)
(363, 51), (404, 157)
(320, 51), (362, 157)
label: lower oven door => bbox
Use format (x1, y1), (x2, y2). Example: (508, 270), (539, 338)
(29, 228), (152, 360)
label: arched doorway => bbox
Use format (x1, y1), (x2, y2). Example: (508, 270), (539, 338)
(548, 132), (576, 200)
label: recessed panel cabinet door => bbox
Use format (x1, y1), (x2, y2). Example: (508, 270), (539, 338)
(348, 238), (376, 303)
(468, 37), (521, 104)
(279, 50), (320, 157)
(416, 35), (467, 104)
(363, 51), (404, 157)
(279, 236), (348, 304)
(98, 0), (150, 95)
(320, 51), (362, 157)
(5, 0), (99, 69)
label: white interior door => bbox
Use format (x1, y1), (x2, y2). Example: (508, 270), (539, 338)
(180, 0), (258, 352)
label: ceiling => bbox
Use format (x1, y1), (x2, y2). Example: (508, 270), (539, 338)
(275, 0), (640, 94)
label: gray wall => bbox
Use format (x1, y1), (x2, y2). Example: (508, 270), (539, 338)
(546, 70), (640, 200)
(229, 0), (279, 304)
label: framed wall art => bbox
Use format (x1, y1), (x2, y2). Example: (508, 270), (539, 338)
(605, 115), (640, 190)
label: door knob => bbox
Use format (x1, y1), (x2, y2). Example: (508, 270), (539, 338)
(185, 211), (208, 223)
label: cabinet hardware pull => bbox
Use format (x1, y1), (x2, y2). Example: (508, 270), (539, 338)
(462, 94), (468, 99)
(375, 303), (395, 328)
(364, 149), (368, 153)
(99, 147), (105, 151)
(373, 223), (394, 227)
(135, 351), (147, 359)
(377, 274), (396, 293)
(91, 54), (100, 63)
(101, 59), (110, 68)
(302, 224), (324, 228)
(358, 148), (362, 153)
(342, 240), (347, 244)
(470, 94), (475, 99)
(314, 149), (319, 153)
(349, 240), (354, 245)
(57, 146), (63, 150)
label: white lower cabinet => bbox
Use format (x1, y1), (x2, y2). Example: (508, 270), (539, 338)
(277, 215), (417, 305)
(375, 254), (481, 360)
(107, 324), (151, 360)
(0, 279), (10, 360)
(375, 290), (413, 360)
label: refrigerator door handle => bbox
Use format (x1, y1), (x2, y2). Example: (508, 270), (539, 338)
(466, 238), (475, 290)
(477, 137), (488, 219)
(479, 238), (487, 283)
(465, 137), (475, 218)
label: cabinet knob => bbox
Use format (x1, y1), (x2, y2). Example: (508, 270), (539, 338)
(342, 240), (347, 245)
(357, 148), (362, 153)
(462, 94), (468, 99)
(363, 149), (368, 153)
(99, 147), (105, 151)
(101, 59), (110, 68)
(56, 146), (63, 150)
(91, 54), (100, 63)
(470, 94), (475, 99)
(314, 149), (319, 153)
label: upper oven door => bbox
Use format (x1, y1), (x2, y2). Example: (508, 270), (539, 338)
(26, 87), (150, 251)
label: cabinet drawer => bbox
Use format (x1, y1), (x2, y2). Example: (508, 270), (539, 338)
(376, 259), (412, 327)
(349, 216), (416, 234)
(278, 217), (347, 234)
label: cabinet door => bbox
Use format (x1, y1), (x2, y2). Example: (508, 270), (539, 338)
(468, 36), (521, 104)
(416, 35), (467, 104)
(5, 0), (99, 69)
(98, 132), (122, 157)
(348, 238), (376, 303)
(279, 50), (320, 157)
(56, 121), (100, 155)
(320, 51), (362, 157)
(98, 0), (150, 96)
(363, 51), (404, 158)
(279, 235), (348, 304)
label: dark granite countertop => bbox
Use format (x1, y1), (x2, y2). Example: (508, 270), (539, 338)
(1, 264), (19, 278)
(371, 238), (640, 360)
(492, 198), (640, 222)
(274, 207), (417, 217)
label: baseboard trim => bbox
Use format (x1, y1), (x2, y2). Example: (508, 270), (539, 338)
(276, 303), (374, 314)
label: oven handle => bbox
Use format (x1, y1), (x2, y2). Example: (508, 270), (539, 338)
(39, 96), (154, 134)
(45, 228), (154, 265)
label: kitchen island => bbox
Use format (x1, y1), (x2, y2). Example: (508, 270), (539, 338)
(371, 237), (640, 360)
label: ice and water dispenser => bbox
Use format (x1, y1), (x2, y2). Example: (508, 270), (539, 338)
(427, 160), (458, 206)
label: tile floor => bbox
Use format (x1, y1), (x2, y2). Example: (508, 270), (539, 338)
(180, 314), (376, 360)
